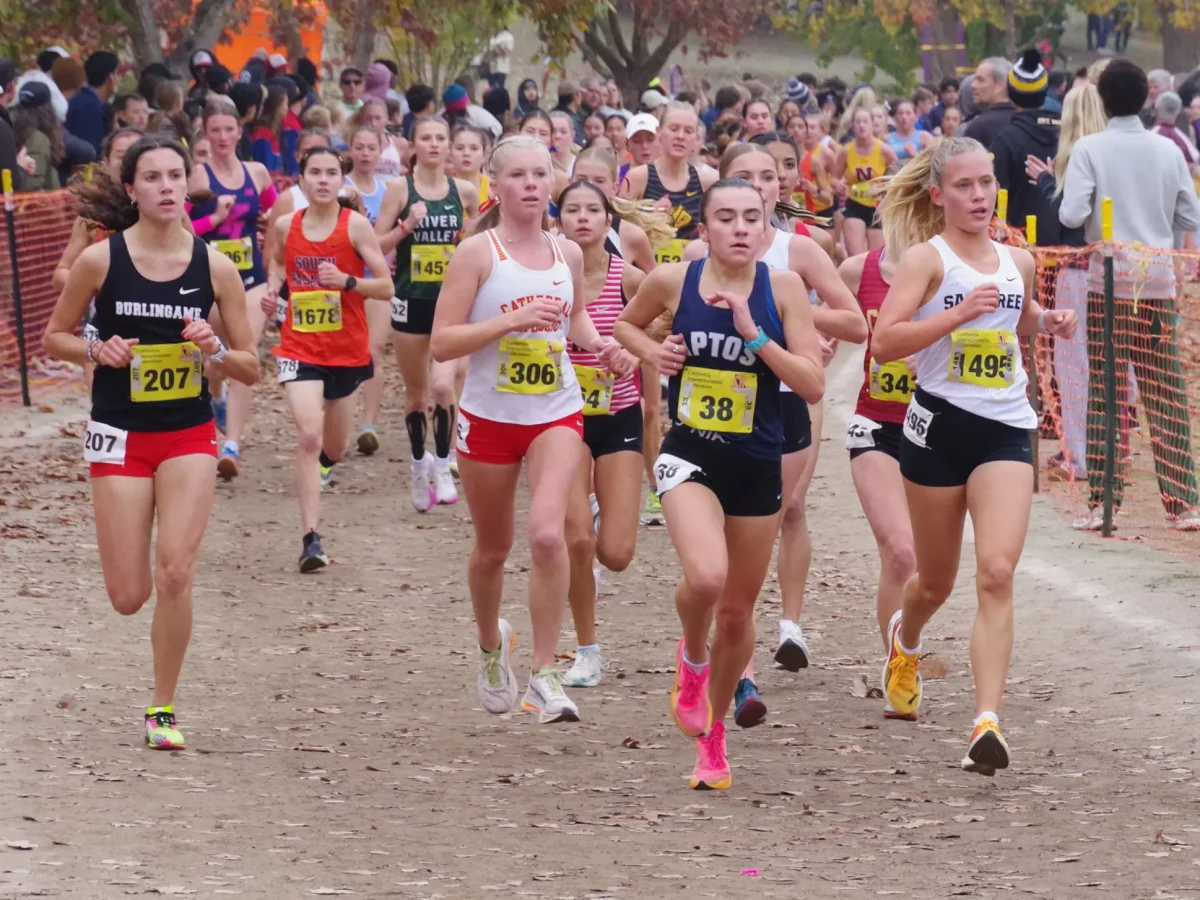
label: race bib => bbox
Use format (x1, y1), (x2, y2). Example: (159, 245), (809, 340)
(677, 366), (756, 434)
(277, 356), (299, 383)
(869, 358), (915, 403)
(82, 419), (127, 465)
(902, 396), (933, 449)
(653, 452), (701, 496)
(845, 413), (880, 451)
(949, 328), (1016, 388)
(291, 291), (343, 333)
(574, 364), (614, 416)
(654, 239), (687, 265)
(274, 295), (287, 326)
(390, 297), (409, 324)
(456, 413), (471, 453)
(411, 244), (455, 282)
(496, 337), (565, 394)
(214, 236), (253, 270)
(850, 180), (876, 204)
(130, 342), (203, 403)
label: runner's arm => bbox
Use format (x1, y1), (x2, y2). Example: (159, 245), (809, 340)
(375, 180), (411, 254)
(263, 188), (296, 270)
(44, 242), (107, 365)
(682, 239), (707, 261)
(837, 252), (865, 297)
(760, 268), (824, 403)
(266, 215), (290, 299)
(811, 155), (834, 207)
(620, 219), (657, 272)
(457, 179), (480, 220)
(429, 235), (513, 362)
(870, 243), (962, 363)
(613, 264), (680, 363)
(347, 213), (398, 300)
(619, 166), (647, 201)
(208, 250), (261, 385)
(52, 217), (91, 292)
(793, 236), (867, 343)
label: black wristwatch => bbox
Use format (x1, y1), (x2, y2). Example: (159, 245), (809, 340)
(343, 276), (357, 292)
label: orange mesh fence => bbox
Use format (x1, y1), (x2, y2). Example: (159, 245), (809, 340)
(1029, 242), (1200, 553)
(0, 189), (81, 408)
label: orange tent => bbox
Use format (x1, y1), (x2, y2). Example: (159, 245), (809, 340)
(212, 3), (327, 73)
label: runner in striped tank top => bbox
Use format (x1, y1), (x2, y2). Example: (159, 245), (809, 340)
(557, 182), (646, 689)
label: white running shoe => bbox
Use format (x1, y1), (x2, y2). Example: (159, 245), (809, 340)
(1169, 510), (1200, 532)
(521, 667), (580, 723)
(564, 647), (603, 688)
(477, 618), (518, 714)
(410, 456), (435, 513)
(1072, 508), (1117, 531)
(589, 492), (600, 534)
(433, 456), (458, 505)
(774, 619), (811, 671)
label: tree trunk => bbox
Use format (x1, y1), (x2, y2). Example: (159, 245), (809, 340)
(1001, 0), (1017, 58)
(926, 0), (964, 83)
(1162, 20), (1200, 72)
(351, 0), (376, 68)
(122, 0), (164, 70)
(120, 0), (235, 77)
(579, 11), (686, 109)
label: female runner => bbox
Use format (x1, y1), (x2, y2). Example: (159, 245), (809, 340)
(556, 181), (644, 688)
(519, 112), (570, 206)
(571, 145), (665, 273)
(264, 145), (393, 571)
(451, 125), (492, 212)
(43, 134), (260, 749)
(351, 98), (407, 179)
(189, 96), (278, 480)
(430, 135), (623, 724)
(834, 107), (896, 256)
(887, 100), (937, 163)
(376, 117), (479, 511)
(614, 178), (824, 790)
(871, 138), (1076, 775)
(685, 144), (866, 726)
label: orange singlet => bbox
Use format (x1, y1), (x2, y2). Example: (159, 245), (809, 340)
(274, 207), (370, 369)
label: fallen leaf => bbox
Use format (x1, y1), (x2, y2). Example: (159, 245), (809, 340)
(954, 814), (984, 823)
(1052, 855), (1081, 863)
(851, 674), (883, 699)
(4, 841), (36, 850)
(920, 655), (949, 679)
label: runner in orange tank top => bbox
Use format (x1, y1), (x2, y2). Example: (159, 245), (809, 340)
(264, 146), (394, 572)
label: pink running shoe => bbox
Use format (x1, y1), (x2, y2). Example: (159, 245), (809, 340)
(670, 638), (712, 738)
(690, 721), (731, 790)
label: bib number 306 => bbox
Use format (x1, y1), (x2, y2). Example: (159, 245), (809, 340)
(496, 337), (565, 394)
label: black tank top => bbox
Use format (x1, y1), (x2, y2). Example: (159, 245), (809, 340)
(645, 163), (703, 240)
(90, 232), (215, 432)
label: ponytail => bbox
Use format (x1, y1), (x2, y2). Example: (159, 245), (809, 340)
(880, 136), (985, 257)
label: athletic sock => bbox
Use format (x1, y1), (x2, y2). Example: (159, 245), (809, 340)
(319, 451), (335, 469)
(405, 411), (427, 460)
(974, 711), (999, 727)
(432, 404), (453, 459)
(577, 643), (600, 654)
(682, 652), (709, 674)
(223, 439), (239, 455)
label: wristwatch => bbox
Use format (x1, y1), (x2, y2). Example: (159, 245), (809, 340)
(206, 337), (228, 363)
(344, 275), (357, 292)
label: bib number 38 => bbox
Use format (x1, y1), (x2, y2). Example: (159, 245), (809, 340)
(677, 366), (757, 434)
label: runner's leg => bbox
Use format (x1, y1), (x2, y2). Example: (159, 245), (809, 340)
(566, 444), (598, 647)
(359, 299), (392, 437)
(283, 380), (327, 533)
(593, 449), (642, 572)
(459, 457), (520, 653)
(221, 285), (267, 456)
(850, 451), (915, 645)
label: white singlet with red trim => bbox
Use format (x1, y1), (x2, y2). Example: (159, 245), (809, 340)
(459, 229), (582, 425)
(567, 253), (639, 415)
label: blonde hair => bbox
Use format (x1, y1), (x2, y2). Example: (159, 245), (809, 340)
(573, 145), (676, 248)
(1054, 83), (1107, 194)
(471, 135), (554, 234)
(302, 105), (333, 131)
(342, 97), (388, 148)
(839, 87), (878, 137)
(880, 136), (988, 256)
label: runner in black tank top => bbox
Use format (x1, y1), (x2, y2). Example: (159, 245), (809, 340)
(43, 135), (260, 755)
(645, 161), (704, 242)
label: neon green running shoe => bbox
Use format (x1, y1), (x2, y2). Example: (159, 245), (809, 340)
(640, 490), (664, 526)
(144, 705), (185, 750)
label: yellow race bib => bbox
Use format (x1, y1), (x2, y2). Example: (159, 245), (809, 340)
(411, 244), (455, 282)
(654, 239), (687, 265)
(574, 364), (614, 416)
(291, 291), (343, 333)
(868, 358), (915, 403)
(678, 366), (757, 434)
(496, 337), (565, 394)
(130, 342), (203, 403)
(213, 236), (253, 270)
(949, 329), (1016, 388)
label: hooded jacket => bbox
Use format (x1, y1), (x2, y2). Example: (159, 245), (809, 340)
(991, 108), (1061, 228)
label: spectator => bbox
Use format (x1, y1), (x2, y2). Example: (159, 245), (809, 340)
(51, 56), (85, 103)
(555, 80), (586, 144)
(112, 93), (150, 130)
(13, 82), (62, 190)
(372, 59), (407, 113)
(1058, 59), (1200, 530)
(1043, 70), (1070, 114)
(1141, 69), (1173, 127)
(229, 82), (262, 160)
(267, 53), (289, 79)
(640, 88), (669, 120)
(1153, 91), (1197, 169)
(581, 76), (604, 118)
(484, 30), (515, 90)
(364, 62), (390, 103)
(240, 52), (268, 86)
(249, 84), (286, 171)
(67, 51), (119, 155)
(482, 85), (511, 129)
(205, 63), (234, 96)
(443, 82), (471, 130)
(911, 85), (935, 131)
(403, 83), (436, 138)
(956, 74), (977, 121)
(514, 79), (541, 118)
(600, 81), (631, 121)
(963, 57), (1015, 148)
(1185, 89), (1200, 147)
(295, 57), (320, 108)
(0, 61), (24, 190)
(940, 104), (962, 137)
(188, 49), (214, 102)
(337, 66), (364, 118)
(991, 48), (1060, 227)
(453, 74), (503, 137)
(17, 47), (69, 121)
(137, 62), (175, 110)
(929, 77), (959, 131)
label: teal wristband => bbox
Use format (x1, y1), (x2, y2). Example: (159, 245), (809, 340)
(745, 327), (769, 354)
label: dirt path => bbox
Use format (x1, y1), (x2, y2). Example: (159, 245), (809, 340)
(1, 348), (1199, 900)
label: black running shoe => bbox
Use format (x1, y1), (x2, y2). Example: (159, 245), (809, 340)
(299, 530), (328, 573)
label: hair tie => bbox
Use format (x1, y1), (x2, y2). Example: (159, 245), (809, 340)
(478, 196), (499, 214)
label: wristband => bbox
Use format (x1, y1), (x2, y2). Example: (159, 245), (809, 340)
(205, 337), (228, 363)
(745, 327), (769, 354)
(86, 339), (100, 364)
(1037, 309), (1048, 334)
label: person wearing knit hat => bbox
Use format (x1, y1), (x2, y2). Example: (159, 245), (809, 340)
(990, 47), (1061, 227)
(786, 77), (810, 108)
(364, 62), (391, 101)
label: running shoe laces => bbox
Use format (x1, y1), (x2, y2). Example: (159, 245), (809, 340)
(887, 644), (920, 703)
(482, 649), (506, 688)
(534, 666), (567, 697)
(148, 708), (176, 731)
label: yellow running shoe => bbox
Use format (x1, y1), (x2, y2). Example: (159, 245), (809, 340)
(962, 716), (1010, 776)
(882, 613), (922, 719)
(144, 705), (185, 750)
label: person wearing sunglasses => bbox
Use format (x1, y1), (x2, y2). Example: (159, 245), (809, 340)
(338, 66), (365, 119)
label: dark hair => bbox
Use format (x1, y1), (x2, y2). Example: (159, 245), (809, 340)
(254, 85), (288, 132)
(102, 127), (144, 160)
(374, 58), (398, 77)
(556, 180), (612, 220)
(714, 85), (742, 112)
(412, 116), (449, 140)
(749, 130), (800, 158)
(1074, 65), (1089, 79)
(676, 90), (698, 106)
(13, 101), (65, 166)
(700, 176), (764, 223)
(482, 86), (511, 121)
(298, 127), (332, 150)
(300, 145), (342, 173)
(1048, 70), (1070, 92)
(113, 92), (146, 119)
(604, 113), (628, 131)
(76, 134), (191, 231)
(229, 82), (262, 119)
(719, 140), (776, 178)
(742, 98), (772, 120)
(519, 110), (554, 134)
(84, 51), (119, 88)
(385, 98), (402, 120)
(451, 124), (490, 149)
(938, 77), (960, 92)
(406, 83), (436, 115)
(798, 73), (817, 87)
(1097, 59), (1148, 117)
(154, 80), (185, 114)
(37, 50), (61, 73)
